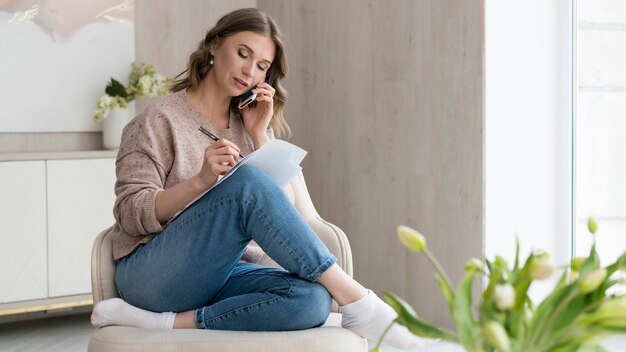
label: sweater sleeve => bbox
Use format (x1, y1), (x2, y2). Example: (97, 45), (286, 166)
(113, 109), (173, 236)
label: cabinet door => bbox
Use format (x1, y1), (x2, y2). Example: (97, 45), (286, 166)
(0, 161), (47, 303)
(47, 158), (116, 297)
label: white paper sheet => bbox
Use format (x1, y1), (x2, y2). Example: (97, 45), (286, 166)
(166, 139), (307, 225)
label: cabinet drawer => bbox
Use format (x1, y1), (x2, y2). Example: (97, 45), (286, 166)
(47, 158), (116, 297)
(0, 161), (47, 303)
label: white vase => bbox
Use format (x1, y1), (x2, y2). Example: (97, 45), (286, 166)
(102, 101), (135, 150)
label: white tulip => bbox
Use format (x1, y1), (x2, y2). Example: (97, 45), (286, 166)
(494, 283), (516, 310)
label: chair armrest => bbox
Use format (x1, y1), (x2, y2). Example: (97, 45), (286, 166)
(305, 215), (353, 279)
(91, 225), (118, 304)
(256, 172), (353, 312)
(291, 171), (353, 277)
(257, 172), (353, 276)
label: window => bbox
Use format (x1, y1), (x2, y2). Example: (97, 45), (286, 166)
(575, 0), (626, 277)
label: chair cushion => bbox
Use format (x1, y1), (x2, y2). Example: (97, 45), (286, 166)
(88, 313), (367, 352)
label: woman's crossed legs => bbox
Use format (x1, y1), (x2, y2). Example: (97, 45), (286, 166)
(92, 166), (434, 350)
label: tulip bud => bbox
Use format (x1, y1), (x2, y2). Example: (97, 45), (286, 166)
(530, 255), (556, 280)
(588, 217), (598, 235)
(397, 225), (426, 252)
(571, 257), (586, 272)
(569, 270), (579, 283)
(484, 321), (511, 352)
(465, 258), (483, 272)
(494, 256), (509, 270)
(579, 269), (607, 294)
(494, 284), (516, 310)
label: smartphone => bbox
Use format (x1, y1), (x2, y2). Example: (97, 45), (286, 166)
(238, 85), (258, 109)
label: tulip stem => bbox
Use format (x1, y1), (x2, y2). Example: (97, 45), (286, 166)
(373, 319), (396, 351)
(423, 248), (454, 290)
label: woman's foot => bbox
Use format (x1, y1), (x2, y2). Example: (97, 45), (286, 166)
(340, 290), (438, 350)
(91, 298), (176, 329)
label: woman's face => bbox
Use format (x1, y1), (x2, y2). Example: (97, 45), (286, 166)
(210, 31), (276, 97)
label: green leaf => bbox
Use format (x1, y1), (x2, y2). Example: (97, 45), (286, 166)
(381, 291), (458, 342)
(617, 251), (626, 270)
(485, 258), (495, 274)
(547, 343), (583, 352)
(545, 295), (587, 343)
(452, 269), (478, 350)
(551, 329), (614, 351)
(401, 313), (459, 342)
(480, 300), (506, 325)
(105, 78), (128, 98)
(507, 309), (527, 340)
(382, 291), (417, 319)
(525, 284), (575, 349)
(580, 244), (601, 276)
(604, 259), (622, 280)
(555, 268), (568, 290)
(512, 254), (534, 310)
(579, 344), (609, 352)
(483, 268), (503, 303)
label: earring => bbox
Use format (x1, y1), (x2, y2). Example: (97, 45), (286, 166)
(209, 56), (214, 66)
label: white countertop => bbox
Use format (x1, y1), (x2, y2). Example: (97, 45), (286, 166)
(0, 150), (117, 161)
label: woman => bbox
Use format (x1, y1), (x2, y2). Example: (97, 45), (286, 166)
(91, 8), (431, 350)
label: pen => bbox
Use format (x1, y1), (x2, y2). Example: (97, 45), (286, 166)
(198, 126), (244, 159)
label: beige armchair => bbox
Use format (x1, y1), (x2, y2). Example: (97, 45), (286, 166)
(89, 172), (367, 352)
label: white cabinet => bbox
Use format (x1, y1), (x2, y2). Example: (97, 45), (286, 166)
(0, 153), (116, 309)
(0, 161), (48, 304)
(47, 159), (116, 297)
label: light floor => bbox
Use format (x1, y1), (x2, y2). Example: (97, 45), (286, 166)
(0, 313), (93, 352)
(0, 313), (624, 352)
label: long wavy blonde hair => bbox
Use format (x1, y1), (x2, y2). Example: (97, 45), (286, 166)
(170, 8), (290, 139)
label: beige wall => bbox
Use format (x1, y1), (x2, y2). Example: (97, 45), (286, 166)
(134, 0), (257, 112)
(135, 0), (484, 326)
(136, 0), (255, 77)
(258, 0), (484, 326)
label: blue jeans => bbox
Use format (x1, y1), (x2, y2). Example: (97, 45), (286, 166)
(115, 166), (337, 331)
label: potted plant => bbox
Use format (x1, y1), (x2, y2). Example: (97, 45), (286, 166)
(374, 218), (626, 352)
(93, 62), (171, 149)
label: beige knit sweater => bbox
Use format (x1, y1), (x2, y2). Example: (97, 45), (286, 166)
(111, 90), (272, 261)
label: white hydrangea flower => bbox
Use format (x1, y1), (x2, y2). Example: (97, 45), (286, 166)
(93, 95), (125, 121)
(152, 74), (169, 95)
(93, 62), (171, 123)
(137, 75), (153, 96)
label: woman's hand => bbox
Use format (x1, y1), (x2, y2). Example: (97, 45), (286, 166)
(242, 82), (275, 147)
(195, 139), (241, 189)
(156, 139), (240, 224)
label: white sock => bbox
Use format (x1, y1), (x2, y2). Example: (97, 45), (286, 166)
(340, 290), (438, 350)
(91, 298), (176, 329)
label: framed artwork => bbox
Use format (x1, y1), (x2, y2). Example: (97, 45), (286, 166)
(0, 0), (134, 132)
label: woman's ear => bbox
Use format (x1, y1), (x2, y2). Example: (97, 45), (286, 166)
(209, 37), (221, 56)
